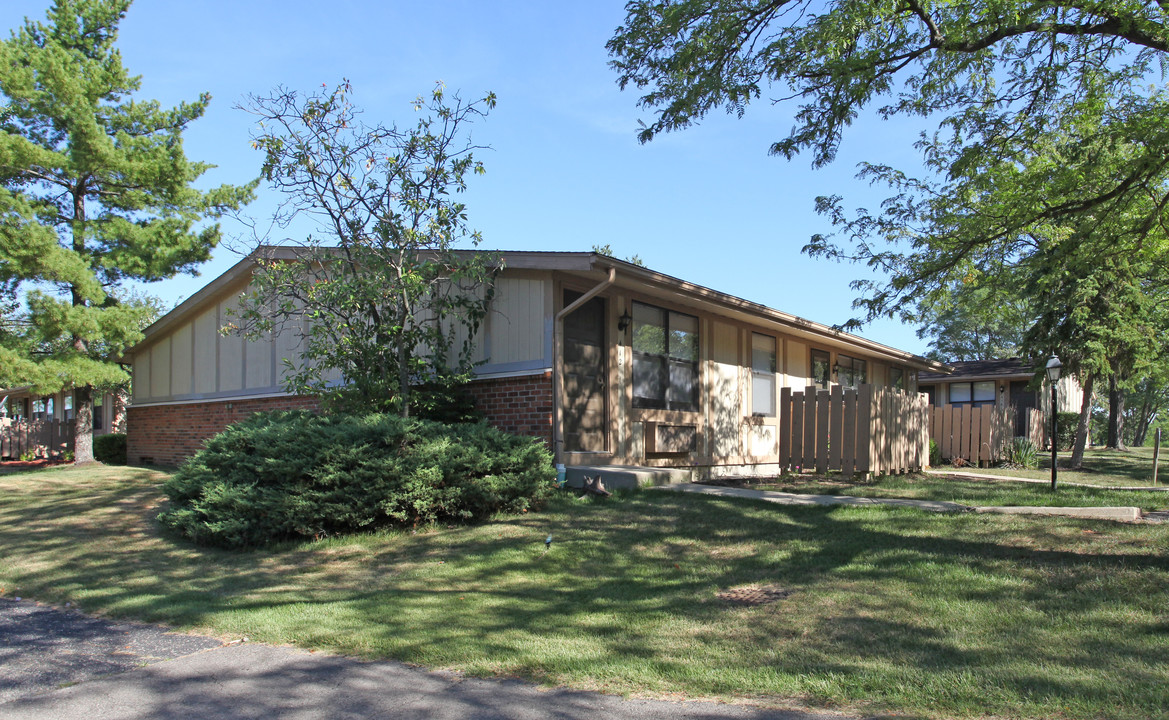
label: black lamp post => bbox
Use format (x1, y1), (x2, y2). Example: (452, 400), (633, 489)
(1046, 355), (1062, 490)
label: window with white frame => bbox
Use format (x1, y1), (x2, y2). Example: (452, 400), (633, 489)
(836, 355), (867, 389)
(949, 381), (995, 407)
(751, 333), (776, 417)
(64, 394), (74, 421)
(632, 302), (699, 411)
(32, 398), (47, 421)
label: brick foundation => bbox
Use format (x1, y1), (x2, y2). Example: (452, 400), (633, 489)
(127, 395), (320, 466)
(464, 370), (555, 447)
(127, 370), (555, 466)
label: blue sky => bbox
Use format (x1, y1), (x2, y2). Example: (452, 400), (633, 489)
(3, 0), (934, 355)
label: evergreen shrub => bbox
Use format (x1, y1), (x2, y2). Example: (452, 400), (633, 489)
(94, 433), (127, 464)
(158, 411), (555, 549)
(1055, 412), (1080, 451)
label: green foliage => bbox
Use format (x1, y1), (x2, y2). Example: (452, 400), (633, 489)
(232, 81), (496, 417)
(591, 243), (644, 267)
(928, 439), (940, 468)
(159, 411), (555, 549)
(1055, 412), (1080, 452)
(0, 0), (254, 459)
(1004, 438), (1039, 470)
(19, 449), (37, 462)
(608, 1), (1169, 467)
(93, 433), (126, 465)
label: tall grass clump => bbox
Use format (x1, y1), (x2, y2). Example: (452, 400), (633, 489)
(159, 411), (554, 549)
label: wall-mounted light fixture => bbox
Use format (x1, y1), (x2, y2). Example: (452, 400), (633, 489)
(618, 310), (632, 333)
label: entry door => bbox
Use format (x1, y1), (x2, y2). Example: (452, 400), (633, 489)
(1010, 381), (1037, 435)
(562, 290), (607, 452)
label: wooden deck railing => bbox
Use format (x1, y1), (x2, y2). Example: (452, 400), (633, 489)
(778, 384), (929, 478)
(0, 418), (75, 460)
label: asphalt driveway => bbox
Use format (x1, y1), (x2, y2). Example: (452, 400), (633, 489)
(0, 598), (851, 720)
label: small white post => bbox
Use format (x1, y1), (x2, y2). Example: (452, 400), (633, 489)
(1153, 428), (1161, 486)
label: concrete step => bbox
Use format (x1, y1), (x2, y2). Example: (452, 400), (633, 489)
(564, 465), (691, 491)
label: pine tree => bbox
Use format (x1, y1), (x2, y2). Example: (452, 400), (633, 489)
(0, 0), (254, 461)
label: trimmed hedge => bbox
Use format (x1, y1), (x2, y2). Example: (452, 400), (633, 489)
(94, 433), (127, 465)
(158, 411), (555, 549)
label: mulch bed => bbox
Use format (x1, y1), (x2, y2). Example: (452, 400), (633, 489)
(0, 459), (69, 475)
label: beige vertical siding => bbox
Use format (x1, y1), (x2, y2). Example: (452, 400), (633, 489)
(132, 352), (150, 402)
(171, 322), (193, 396)
(149, 339), (171, 398)
(709, 320), (742, 460)
(785, 340), (808, 387)
(217, 293), (244, 393)
(193, 306), (218, 394)
(488, 276), (547, 365)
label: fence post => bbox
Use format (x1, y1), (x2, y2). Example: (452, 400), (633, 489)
(857, 384), (873, 477)
(779, 387), (792, 471)
(803, 386), (817, 471)
(829, 385), (843, 471)
(842, 389), (857, 476)
(791, 391), (804, 472)
(815, 390), (829, 474)
(1154, 428), (1161, 486)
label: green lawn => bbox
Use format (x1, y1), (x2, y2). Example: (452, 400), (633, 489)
(946, 446), (1167, 487)
(2, 464), (1168, 720)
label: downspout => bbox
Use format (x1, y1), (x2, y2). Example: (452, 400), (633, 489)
(552, 265), (616, 464)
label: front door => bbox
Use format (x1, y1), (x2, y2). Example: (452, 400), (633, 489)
(1010, 380), (1037, 435)
(562, 290), (607, 452)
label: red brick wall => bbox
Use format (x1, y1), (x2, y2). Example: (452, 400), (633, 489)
(464, 370), (554, 447)
(126, 371), (554, 465)
(127, 395), (320, 466)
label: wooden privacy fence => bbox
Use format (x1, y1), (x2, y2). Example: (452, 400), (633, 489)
(929, 404), (1015, 465)
(779, 384), (929, 478)
(0, 418), (74, 460)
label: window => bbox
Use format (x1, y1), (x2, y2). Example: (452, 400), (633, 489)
(920, 384), (936, 405)
(811, 349), (831, 389)
(889, 366), (904, 390)
(950, 381), (995, 407)
(751, 333), (776, 417)
(64, 394), (74, 421)
(32, 398), (47, 421)
(632, 302), (699, 411)
(93, 395), (104, 431)
(5, 398), (27, 419)
(836, 355), (867, 389)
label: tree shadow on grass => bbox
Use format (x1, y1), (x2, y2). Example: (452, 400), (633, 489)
(3, 476), (1168, 718)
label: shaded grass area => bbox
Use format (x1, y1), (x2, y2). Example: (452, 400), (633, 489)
(949, 447), (1166, 488)
(2, 465), (1169, 720)
(738, 473), (1169, 511)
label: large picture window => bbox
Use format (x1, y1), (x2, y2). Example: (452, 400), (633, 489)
(751, 333), (776, 417)
(632, 302), (699, 411)
(836, 355), (867, 389)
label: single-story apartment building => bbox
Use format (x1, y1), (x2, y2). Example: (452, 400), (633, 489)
(918, 358), (1083, 437)
(123, 249), (949, 474)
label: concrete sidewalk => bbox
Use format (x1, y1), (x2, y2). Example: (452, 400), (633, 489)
(0, 600), (844, 720)
(654, 483), (1145, 522)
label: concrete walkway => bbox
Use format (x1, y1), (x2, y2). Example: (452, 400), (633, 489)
(653, 483), (1146, 522)
(0, 599), (845, 720)
(654, 482), (969, 513)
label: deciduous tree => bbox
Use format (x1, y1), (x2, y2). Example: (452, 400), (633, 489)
(235, 81), (498, 418)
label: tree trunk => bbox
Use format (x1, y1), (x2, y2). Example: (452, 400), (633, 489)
(74, 386), (94, 463)
(113, 386), (129, 433)
(1069, 373), (1095, 468)
(1106, 373), (1127, 450)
